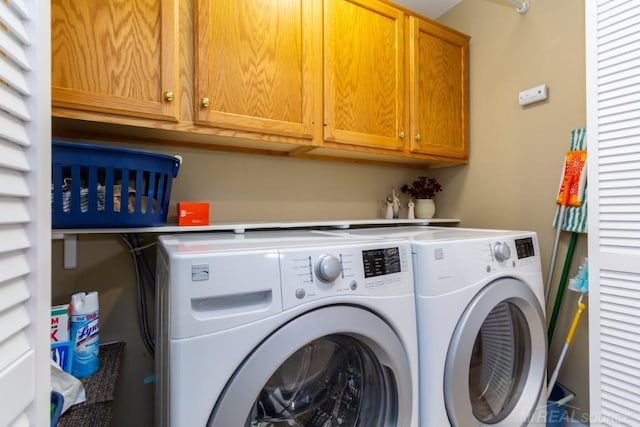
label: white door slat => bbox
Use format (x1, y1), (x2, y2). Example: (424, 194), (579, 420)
(599, 16), (640, 48)
(599, 89), (640, 108)
(601, 223), (640, 231)
(0, 2), (29, 45)
(601, 124), (640, 143)
(601, 229), (640, 239)
(0, 227), (29, 256)
(599, 46), (640, 71)
(7, 0), (29, 20)
(601, 373), (640, 401)
(600, 177), (640, 187)
(599, 31), (640, 60)
(0, 305), (29, 346)
(0, 278), (29, 313)
(599, 169), (640, 181)
(598, 157), (640, 169)
(0, 56), (30, 96)
(0, 110), (30, 147)
(598, 141), (640, 156)
(601, 339), (640, 361)
(598, 1), (639, 25)
(600, 321), (640, 344)
(0, 252), (29, 286)
(599, 83), (640, 103)
(602, 396), (640, 427)
(0, 29), (30, 71)
(0, 169), (29, 198)
(598, 105), (640, 125)
(596, 133), (640, 147)
(0, 198), (29, 224)
(599, 56), (640, 80)
(0, 85), (29, 122)
(0, 142), (29, 172)
(599, 64), (640, 86)
(597, 126), (640, 141)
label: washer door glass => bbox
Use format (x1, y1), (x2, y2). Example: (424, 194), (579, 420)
(444, 278), (546, 426)
(247, 335), (387, 426)
(208, 306), (413, 427)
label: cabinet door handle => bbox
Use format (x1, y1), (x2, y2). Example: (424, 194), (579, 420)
(399, 131), (406, 139)
(415, 134), (422, 142)
(164, 91), (174, 102)
(201, 97), (210, 108)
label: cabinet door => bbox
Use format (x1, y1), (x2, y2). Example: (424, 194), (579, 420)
(410, 17), (468, 159)
(324, 0), (406, 151)
(51, 0), (179, 121)
(195, 0), (319, 139)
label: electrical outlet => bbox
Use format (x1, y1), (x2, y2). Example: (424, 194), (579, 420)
(518, 84), (548, 106)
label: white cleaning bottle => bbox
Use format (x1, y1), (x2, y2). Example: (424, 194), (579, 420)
(70, 291), (99, 378)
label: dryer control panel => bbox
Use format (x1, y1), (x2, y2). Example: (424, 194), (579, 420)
(279, 241), (413, 310)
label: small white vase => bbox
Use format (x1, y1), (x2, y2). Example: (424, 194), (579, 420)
(414, 199), (435, 219)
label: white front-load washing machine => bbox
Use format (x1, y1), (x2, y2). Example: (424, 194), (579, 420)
(318, 226), (547, 427)
(155, 230), (419, 427)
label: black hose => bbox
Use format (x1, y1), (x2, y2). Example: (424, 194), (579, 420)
(119, 234), (155, 357)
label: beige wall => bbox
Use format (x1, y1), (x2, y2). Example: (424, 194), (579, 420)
(52, 0), (590, 424)
(437, 0), (589, 417)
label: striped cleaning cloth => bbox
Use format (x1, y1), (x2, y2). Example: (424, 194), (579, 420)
(553, 128), (587, 233)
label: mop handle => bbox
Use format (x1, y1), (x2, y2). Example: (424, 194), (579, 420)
(565, 296), (586, 344)
(547, 294), (586, 398)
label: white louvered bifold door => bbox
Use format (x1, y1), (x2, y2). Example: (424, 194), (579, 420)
(587, 2), (640, 426)
(0, 0), (51, 426)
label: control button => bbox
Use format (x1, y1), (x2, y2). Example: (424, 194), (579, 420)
(350, 280), (358, 290)
(315, 254), (342, 283)
(493, 242), (511, 263)
(295, 288), (306, 299)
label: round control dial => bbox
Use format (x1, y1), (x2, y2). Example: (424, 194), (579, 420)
(315, 254), (342, 283)
(493, 242), (512, 262)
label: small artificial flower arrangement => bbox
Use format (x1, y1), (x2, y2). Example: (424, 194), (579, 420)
(401, 176), (442, 199)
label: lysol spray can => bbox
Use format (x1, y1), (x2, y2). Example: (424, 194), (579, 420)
(70, 291), (99, 378)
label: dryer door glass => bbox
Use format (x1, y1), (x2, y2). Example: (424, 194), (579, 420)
(468, 301), (527, 422)
(444, 278), (546, 427)
(246, 335), (388, 427)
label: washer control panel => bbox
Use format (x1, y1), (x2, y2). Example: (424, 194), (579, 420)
(280, 241), (413, 310)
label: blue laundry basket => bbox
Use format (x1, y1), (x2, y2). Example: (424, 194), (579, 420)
(52, 141), (181, 228)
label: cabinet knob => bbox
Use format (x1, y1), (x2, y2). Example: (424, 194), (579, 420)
(164, 91), (174, 102)
(399, 131), (406, 139)
(415, 134), (422, 142)
(201, 97), (210, 108)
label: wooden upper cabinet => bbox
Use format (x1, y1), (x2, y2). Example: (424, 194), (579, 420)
(51, 0), (180, 121)
(409, 17), (469, 159)
(324, 0), (406, 151)
(194, 0), (320, 139)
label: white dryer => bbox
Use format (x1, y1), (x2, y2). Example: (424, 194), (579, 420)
(155, 230), (419, 427)
(320, 226), (547, 427)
